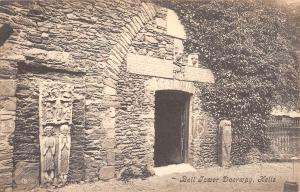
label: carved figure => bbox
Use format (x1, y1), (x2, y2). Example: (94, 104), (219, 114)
(54, 97), (63, 122)
(62, 102), (72, 122)
(41, 126), (56, 184)
(218, 120), (232, 167)
(187, 53), (199, 67)
(44, 102), (54, 123)
(58, 124), (71, 183)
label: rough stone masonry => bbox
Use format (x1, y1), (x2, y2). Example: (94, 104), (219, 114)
(0, 0), (218, 191)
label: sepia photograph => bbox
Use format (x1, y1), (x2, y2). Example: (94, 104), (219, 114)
(0, 0), (299, 191)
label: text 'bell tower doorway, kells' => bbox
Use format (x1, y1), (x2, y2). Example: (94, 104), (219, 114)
(154, 90), (190, 167)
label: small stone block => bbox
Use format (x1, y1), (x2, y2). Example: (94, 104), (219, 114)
(0, 97), (16, 111)
(99, 166), (115, 180)
(103, 139), (115, 149)
(107, 150), (115, 166)
(0, 80), (16, 96)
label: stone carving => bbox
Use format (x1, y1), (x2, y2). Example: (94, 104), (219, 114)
(187, 53), (199, 67)
(41, 126), (56, 185)
(192, 118), (206, 138)
(39, 82), (73, 186)
(40, 83), (73, 125)
(173, 38), (184, 63)
(58, 124), (71, 184)
(218, 120), (232, 167)
(173, 65), (185, 80)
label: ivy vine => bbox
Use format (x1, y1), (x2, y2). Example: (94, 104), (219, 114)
(156, 0), (299, 164)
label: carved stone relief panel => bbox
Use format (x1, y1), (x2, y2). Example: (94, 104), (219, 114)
(40, 83), (73, 125)
(39, 82), (73, 186)
(192, 117), (206, 139)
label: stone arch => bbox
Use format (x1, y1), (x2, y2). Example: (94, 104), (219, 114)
(103, 2), (158, 84)
(100, 2), (159, 177)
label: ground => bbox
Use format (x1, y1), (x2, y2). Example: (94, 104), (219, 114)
(36, 162), (300, 192)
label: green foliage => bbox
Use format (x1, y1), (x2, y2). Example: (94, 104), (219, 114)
(156, 0), (299, 164)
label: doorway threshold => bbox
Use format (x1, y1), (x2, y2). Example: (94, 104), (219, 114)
(154, 163), (196, 176)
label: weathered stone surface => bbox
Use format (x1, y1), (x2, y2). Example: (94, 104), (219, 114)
(144, 78), (195, 94)
(0, 97), (16, 111)
(14, 161), (39, 191)
(166, 9), (186, 39)
(184, 66), (215, 83)
(218, 120), (232, 167)
(103, 86), (117, 96)
(0, 118), (14, 134)
(99, 166), (115, 180)
(0, 23), (13, 46)
(0, 80), (15, 96)
(127, 53), (174, 78)
(103, 139), (115, 149)
(102, 117), (115, 129)
(0, 60), (17, 79)
(4, 187), (12, 192)
(106, 128), (115, 139)
(107, 150), (115, 166)
(127, 54), (214, 83)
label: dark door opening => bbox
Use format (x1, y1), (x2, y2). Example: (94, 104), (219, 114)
(154, 90), (190, 167)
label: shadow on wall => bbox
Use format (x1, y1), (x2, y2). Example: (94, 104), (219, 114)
(0, 23), (13, 46)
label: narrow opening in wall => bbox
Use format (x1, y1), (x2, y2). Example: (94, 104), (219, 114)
(154, 90), (190, 167)
(0, 23), (13, 46)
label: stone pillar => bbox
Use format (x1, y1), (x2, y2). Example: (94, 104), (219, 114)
(218, 120), (232, 167)
(0, 79), (16, 192)
(99, 107), (116, 181)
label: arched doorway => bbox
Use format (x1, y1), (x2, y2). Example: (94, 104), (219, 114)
(154, 90), (191, 167)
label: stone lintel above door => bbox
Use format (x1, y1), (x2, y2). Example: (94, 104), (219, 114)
(126, 53), (215, 83)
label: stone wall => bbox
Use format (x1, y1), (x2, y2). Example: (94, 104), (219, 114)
(0, 0), (158, 190)
(0, 78), (16, 192)
(115, 6), (218, 173)
(14, 64), (86, 190)
(0, 0), (218, 190)
(191, 84), (218, 168)
(115, 63), (152, 173)
(129, 7), (173, 60)
(0, 26), (17, 192)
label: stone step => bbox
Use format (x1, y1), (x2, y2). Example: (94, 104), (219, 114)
(154, 163), (196, 176)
